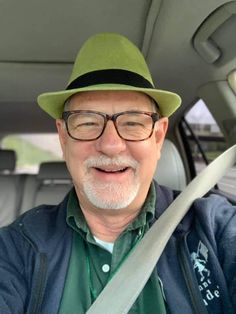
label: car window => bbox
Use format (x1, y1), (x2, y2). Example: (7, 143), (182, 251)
(1, 133), (62, 173)
(182, 99), (236, 197)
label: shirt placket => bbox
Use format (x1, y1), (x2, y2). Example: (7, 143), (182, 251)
(86, 242), (112, 302)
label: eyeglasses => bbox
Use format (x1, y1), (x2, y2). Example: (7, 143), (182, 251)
(62, 110), (160, 142)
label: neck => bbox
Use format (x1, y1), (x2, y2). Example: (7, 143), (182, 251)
(80, 206), (140, 242)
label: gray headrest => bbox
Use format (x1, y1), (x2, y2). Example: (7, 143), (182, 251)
(0, 149), (16, 172)
(154, 139), (186, 190)
(38, 161), (71, 180)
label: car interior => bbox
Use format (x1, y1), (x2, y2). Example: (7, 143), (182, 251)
(0, 0), (236, 227)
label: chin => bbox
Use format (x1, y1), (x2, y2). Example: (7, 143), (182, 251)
(83, 180), (140, 210)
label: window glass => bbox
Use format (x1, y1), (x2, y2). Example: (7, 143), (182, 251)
(1, 133), (62, 173)
(184, 99), (235, 197)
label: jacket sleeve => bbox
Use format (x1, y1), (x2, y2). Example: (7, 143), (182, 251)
(216, 199), (236, 310)
(194, 194), (236, 309)
(0, 225), (29, 313)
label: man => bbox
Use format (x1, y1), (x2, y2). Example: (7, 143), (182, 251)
(0, 33), (235, 313)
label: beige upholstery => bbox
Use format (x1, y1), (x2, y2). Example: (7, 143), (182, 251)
(154, 139), (186, 190)
(0, 175), (25, 226)
(20, 162), (72, 213)
(0, 149), (19, 226)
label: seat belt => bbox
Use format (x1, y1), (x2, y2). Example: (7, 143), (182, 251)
(86, 145), (236, 314)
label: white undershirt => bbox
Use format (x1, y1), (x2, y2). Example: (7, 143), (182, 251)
(94, 236), (114, 253)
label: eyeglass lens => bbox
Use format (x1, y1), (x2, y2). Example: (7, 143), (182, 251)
(66, 112), (155, 141)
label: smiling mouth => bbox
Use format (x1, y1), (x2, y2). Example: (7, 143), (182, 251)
(94, 167), (129, 173)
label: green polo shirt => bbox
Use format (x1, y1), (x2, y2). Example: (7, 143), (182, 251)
(59, 183), (167, 314)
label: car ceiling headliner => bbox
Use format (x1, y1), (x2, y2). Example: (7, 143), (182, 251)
(0, 0), (235, 133)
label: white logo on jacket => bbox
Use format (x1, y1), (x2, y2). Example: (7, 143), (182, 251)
(190, 241), (220, 307)
(191, 241), (210, 282)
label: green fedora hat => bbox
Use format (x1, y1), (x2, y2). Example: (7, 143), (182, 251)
(37, 33), (181, 119)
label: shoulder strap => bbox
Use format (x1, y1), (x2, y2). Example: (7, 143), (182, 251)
(86, 145), (236, 314)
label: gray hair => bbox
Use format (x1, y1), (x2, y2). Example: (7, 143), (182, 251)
(63, 94), (160, 114)
(63, 97), (72, 112)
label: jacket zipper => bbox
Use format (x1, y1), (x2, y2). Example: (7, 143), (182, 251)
(178, 234), (209, 314)
(19, 222), (48, 314)
(30, 253), (47, 314)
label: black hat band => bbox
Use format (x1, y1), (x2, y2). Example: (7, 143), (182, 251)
(66, 69), (154, 90)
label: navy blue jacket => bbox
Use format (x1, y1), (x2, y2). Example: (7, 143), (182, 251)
(0, 184), (235, 313)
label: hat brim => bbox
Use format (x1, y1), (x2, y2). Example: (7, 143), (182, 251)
(37, 84), (181, 119)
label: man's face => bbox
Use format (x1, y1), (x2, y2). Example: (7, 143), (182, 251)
(56, 91), (168, 213)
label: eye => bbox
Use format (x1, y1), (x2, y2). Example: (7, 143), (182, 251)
(123, 121), (144, 127)
(69, 113), (101, 129)
(76, 121), (98, 127)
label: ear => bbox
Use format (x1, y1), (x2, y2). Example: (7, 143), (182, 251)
(55, 119), (67, 158)
(154, 117), (169, 149)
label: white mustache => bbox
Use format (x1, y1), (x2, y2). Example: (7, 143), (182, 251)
(84, 155), (139, 170)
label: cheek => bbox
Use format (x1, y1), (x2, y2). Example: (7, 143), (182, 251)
(63, 141), (93, 180)
(130, 139), (159, 177)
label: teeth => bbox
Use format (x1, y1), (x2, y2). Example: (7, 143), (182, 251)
(98, 167), (127, 172)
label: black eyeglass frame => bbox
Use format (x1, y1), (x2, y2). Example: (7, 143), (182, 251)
(62, 110), (161, 142)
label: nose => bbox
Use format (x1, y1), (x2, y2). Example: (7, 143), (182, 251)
(95, 120), (127, 156)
